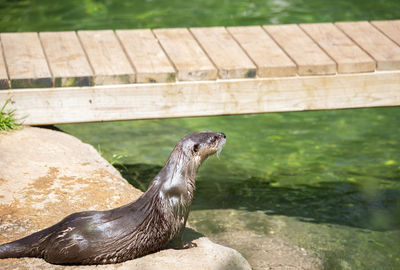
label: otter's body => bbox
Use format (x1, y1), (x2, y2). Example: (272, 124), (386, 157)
(0, 131), (226, 265)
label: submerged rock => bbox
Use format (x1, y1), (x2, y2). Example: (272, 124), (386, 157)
(212, 231), (323, 270)
(191, 209), (324, 270)
(0, 127), (251, 270)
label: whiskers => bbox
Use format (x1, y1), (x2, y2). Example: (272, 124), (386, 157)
(216, 139), (226, 159)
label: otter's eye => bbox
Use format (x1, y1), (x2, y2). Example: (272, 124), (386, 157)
(193, 144), (200, 152)
(210, 135), (218, 143)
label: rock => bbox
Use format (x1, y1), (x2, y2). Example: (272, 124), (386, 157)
(212, 231), (323, 270)
(0, 127), (251, 270)
(191, 209), (324, 270)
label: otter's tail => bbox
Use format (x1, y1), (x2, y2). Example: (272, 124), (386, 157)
(0, 229), (50, 259)
(0, 240), (32, 259)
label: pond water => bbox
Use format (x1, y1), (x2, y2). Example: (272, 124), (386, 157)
(1, 0), (400, 31)
(2, 0), (400, 269)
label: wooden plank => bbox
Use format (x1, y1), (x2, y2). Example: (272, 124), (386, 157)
(227, 26), (296, 77)
(153, 28), (217, 81)
(78, 30), (135, 85)
(0, 39), (10, 89)
(336, 21), (400, 70)
(300, 23), (375, 73)
(264, 24), (336, 75)
(39, 31), (93, 87)
(190, 27), (256, 79)
(0, 32), (52, 88)
(371, 20), (400, 46)
(2, 72), (399, 125)
(116, 29), (175, 83)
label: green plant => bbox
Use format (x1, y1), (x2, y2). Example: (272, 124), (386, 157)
(109, 153), (127, 168)
(97, 144), (127, 170)
(0, 99), (21, 131)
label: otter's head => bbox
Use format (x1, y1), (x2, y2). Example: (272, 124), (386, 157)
(156, 132), (226, 209)
(179, 131), (226, 163)
(155, 132), (226, 220)
(160, 131), (226, 196)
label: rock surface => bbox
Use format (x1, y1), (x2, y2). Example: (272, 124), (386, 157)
(192, 209), (324, 270)
(0, 127), (251, 270)
(212, 231), (323, 270)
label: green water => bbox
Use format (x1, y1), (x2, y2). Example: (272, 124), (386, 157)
(1, 0), (400, 31)
(2, 0), (400, 269)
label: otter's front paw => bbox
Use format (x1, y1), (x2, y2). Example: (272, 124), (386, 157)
(182, 242), (197, 249)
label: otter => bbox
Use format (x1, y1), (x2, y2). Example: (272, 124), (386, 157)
(0, 131), (226, 265)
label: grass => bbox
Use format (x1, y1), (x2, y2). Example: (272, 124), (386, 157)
(97, 144), (127, 169)
(0, 99), (21, 131)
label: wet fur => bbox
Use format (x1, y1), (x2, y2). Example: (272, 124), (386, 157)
(0, 131), (226, 265)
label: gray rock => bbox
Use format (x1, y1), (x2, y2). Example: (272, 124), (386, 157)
(0, 127), (251, 270)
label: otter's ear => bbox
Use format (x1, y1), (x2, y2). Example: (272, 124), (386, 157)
(193, 144), (200, 153)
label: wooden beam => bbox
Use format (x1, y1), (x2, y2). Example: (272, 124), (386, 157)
(190, 27), (256, 79)
(0, 39), (9, 89)
(78, 30), (135, 85)
(1, 32), (52, 88)
(1, 71), (399, 125)
(264, 24), (336, 75)
(336, 21), (400, 70)
(300, 23), (375, 73)
(153, 28), (217, 81)
(371, 20), (400, 46)
(39, 31), (93, 87)
(227, 26), (297, 77)
(116, 29), (175, 83)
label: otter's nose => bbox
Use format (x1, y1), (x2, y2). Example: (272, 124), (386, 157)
(220, 132), (226, 138)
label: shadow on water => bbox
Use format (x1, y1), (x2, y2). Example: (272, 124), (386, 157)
(116, 163), (400, 232)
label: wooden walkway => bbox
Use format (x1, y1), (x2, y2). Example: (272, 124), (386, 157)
(0, 20), (399, 125)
